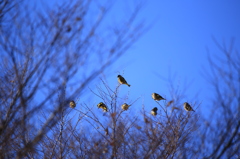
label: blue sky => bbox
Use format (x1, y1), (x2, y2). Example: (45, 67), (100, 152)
(91, 0), (240, 117)
(33, 0), (240, 118)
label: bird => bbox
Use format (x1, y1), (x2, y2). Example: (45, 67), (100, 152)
(121, 103), (130, 110)
(117, 75), (131, 87)
(97, 102), (108, 112)
(151, 107), (158, 116)
(69, 100), (76, 108)
(183, 102), (195, 112)
(152, 93), (166, 101)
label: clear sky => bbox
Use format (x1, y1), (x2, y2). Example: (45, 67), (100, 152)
(93, 0), (240, 117)
(33, 0), (240, 117)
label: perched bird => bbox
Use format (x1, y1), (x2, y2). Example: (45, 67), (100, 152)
(151, 107), (158, 116)
(97, 102), (108, 112)
(152, 93), (166, 101)
(69, 100), (76, 108)
(183, 102), (195, 112)
(121, 103), (130, 110)
(117, 75), (131, 87)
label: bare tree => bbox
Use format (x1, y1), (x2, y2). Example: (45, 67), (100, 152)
(0, 0), (146, 158)
(69, 79), (199, 159)
(30, 73), (198, 159)
(2, 1), (238, 158)
(199, 38), (240, 159)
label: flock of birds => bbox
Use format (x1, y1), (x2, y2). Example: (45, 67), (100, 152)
(69, 75), (195, 116)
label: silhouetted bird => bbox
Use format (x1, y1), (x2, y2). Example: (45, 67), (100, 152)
(151, 107), (158, 116)
(121, 103), (130, 110)
(152, 93), (166, 101)
(97, 102), (108, 112)
(183, 102), (195, 112)
(69, 100), (76, 108)
(117, 75), (131, 87)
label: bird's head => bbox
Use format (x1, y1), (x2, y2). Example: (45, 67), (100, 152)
(117, 75), (121, 78)
(69, 100), (75, 104)
(97, 102), (103, 108)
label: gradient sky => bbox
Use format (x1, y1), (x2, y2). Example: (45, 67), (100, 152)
(34, 0), (240, 118)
